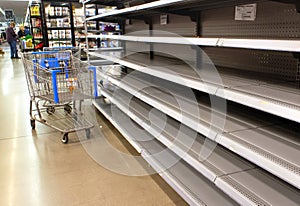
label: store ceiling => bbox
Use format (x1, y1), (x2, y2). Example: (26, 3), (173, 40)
(0, 0), (29, 22)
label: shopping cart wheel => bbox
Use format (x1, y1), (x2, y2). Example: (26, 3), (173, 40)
(30, 119), (35, 130)
(86, 129), (91, 139)
(64, 104), (72, 114)
(61, 133), (69, 144)
(46, 106), (55, 115)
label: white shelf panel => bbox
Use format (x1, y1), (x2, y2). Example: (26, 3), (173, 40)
(88, 35), (219, 47)
(219, 125), (300, 189)
(142, 149), (239, 206)
(88, 34), (300, 52)
(89, 60), (114, 66)
(216, 169), (300, 206)
(89, 47), (123, 51)
(97, 87), (300, 205)
(92, 52), (300, 123)
(127, 95), (255, 173)
(101, 87), (254, 177)
(217, 88), (300, 123)
(92, 99), (143, 153)
(93, 98), (238, 206)
(217, 38), (300, 52)
(97, 70), (300, 188)
(99, 71), (279, 132)
(85, 0), (187, 21)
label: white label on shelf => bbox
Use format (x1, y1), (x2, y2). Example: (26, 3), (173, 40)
(235, 4), (257, 21)
(160, 14), (168, 25)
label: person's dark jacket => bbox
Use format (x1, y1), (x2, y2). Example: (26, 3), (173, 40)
(18, 30), (26, 38)
(6, 27), (17, 43)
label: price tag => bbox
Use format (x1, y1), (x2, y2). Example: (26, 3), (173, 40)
(235, 4), (257, 21)
(160, 14), (168, 25)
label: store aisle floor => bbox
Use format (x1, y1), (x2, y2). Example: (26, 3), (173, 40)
(0, 45), (186, 206)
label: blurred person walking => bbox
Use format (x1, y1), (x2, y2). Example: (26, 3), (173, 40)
(6, 22), (20, 59)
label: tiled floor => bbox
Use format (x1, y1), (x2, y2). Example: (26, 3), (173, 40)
(0, 44), (187, 206)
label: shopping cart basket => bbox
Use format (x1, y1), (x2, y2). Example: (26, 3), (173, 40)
(43, 46), (79, 54)
(22, 50), (98, 143)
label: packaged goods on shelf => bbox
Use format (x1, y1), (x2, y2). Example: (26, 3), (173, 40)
(30, 5), (40, 16)
(52, 30), (58, 39)
(49, 6), (55, 16)
(57, 19), (63, 27)
(66, 30), (72, 39)
(59, 30), (65, 39)
(62, 7), (69, 16)
(55, 7), (62, 16)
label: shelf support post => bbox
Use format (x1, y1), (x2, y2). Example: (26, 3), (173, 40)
(195, 12), (203, 70)
(293, 53), (300, 88)
(83, 2), (90, 63)
(95, 4), (101, 48)
(69, 2), (76, 47)
(144, 17), (154, 60)
(40, 0), (48, 48)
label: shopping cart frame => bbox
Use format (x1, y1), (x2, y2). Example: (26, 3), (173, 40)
(22, 50), (98, 143)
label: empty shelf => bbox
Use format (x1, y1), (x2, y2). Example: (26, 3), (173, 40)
(89, 34), (300, 52)
(219, 124), (300, 189)
(141, 143), (239, 206)
(101, 88), (255, 179)
(89, 59), (114, 66)
(92, 51), (300, 123)
(99, 87), (300, 206)
(85, 0), (188, 21)
(97, 70), (300, 188)
(93, 98), (143, 153)
(93, 97), (238, 206)
(216, 169), (300, 206)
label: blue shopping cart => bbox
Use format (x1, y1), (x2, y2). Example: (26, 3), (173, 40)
(22, 50), (98, 143)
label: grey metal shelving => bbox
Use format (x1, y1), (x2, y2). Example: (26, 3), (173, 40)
(83, 0), (300, 204)
(93, 88), (300, 205)
(88, 35), (300, 52)
(93, 98), (240, 205)
(92, 51), (300, 123)
(96, 69), (300, 189)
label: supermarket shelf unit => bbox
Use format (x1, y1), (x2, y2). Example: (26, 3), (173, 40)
(82, 2), (123, 65)
(83, 0), (300, 205)
(41, 0), (78, 48)
(28, 3), (45, 50)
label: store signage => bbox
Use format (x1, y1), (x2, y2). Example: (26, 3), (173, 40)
(4, 9), (14, 20)
(160, 14), (168, 25)
(235, 4), (257, 21)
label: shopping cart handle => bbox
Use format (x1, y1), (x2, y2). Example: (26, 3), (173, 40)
(31, 51), (66, 55)
(51, 46), (74, 49)
(88, 66), (98, 98)
(50, 69), (62, 73)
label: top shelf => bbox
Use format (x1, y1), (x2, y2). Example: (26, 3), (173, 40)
(88, 35), (300, 52)
(85, 0), (187, 21)
(47, 15), (69, 19)
(90, 51), (300, 123)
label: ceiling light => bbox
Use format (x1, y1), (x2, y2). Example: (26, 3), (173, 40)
(0, 8), (5, 16)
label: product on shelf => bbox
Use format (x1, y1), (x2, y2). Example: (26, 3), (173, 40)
(65, 30), (72, 39)
(30, 5), (40, 16)
(57, 19), (63, 27)
(49, 6), (55, 16)
(52, 30), (59, 39)
(59, 30), (65, 39)
(55, 7), (62, 16)
(32, 18), (42, 27)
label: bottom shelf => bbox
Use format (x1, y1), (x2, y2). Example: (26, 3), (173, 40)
(93, 98), (238, 206)
(93, 97), (300, 206)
